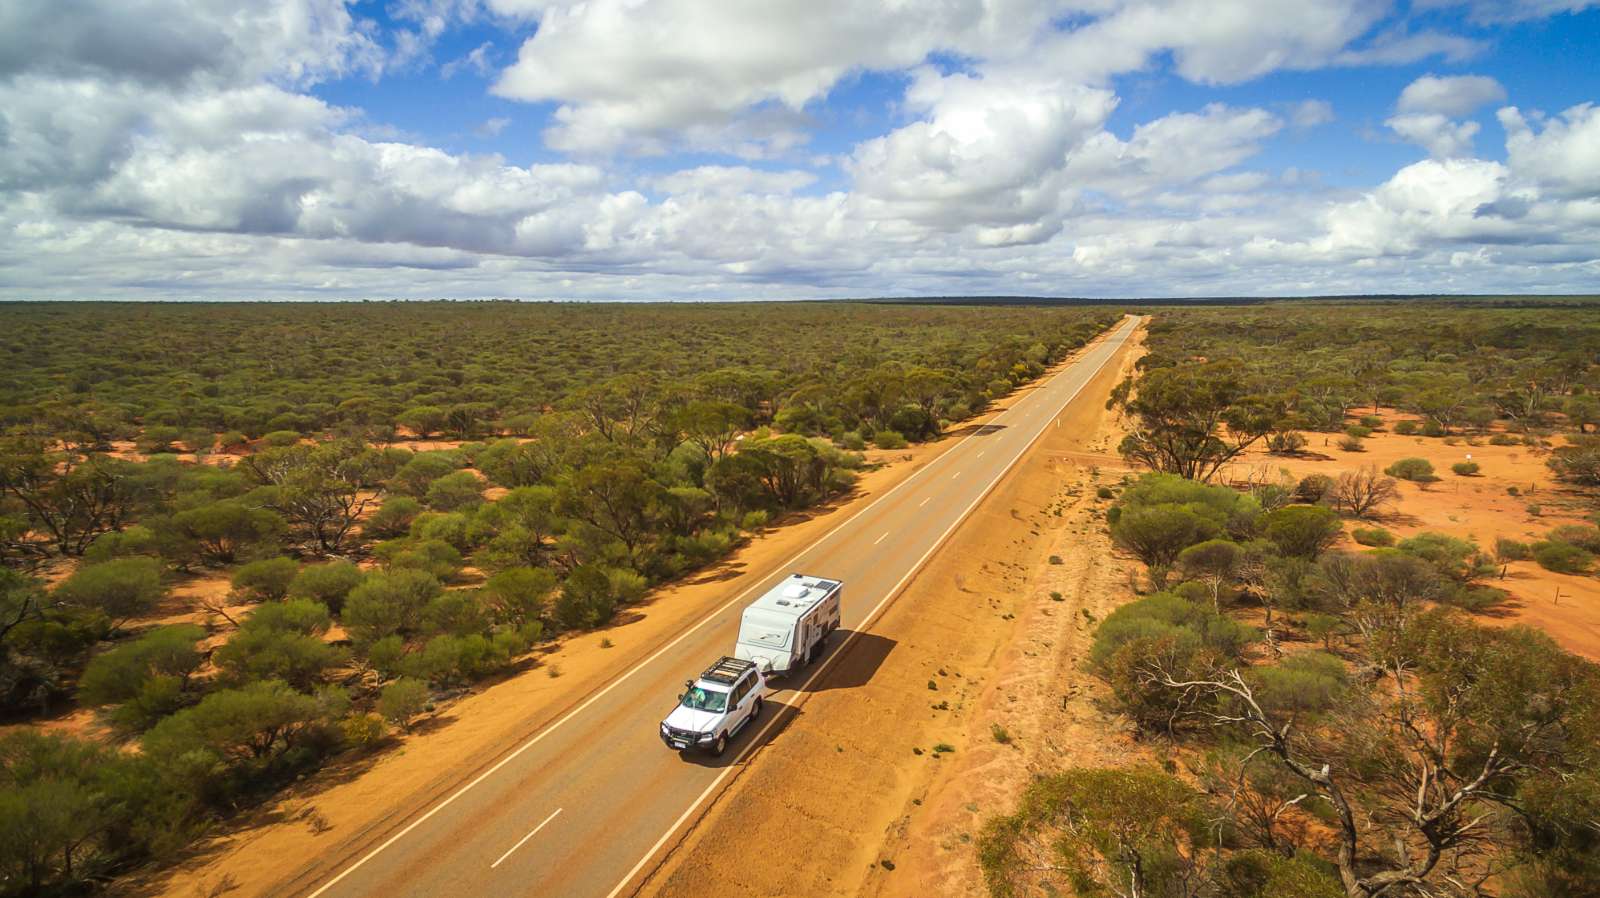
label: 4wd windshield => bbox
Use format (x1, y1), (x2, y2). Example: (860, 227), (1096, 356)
(680, 686), (728, 712)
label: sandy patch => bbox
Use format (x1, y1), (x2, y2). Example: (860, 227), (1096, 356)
(1215, 418), (1600, 659)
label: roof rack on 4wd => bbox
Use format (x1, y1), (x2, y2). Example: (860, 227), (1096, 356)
(701, 656), (756, 686)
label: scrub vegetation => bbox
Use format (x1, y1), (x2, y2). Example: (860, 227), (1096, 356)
(0, 300), (1117, 895)
(983, 301), (1600, 898)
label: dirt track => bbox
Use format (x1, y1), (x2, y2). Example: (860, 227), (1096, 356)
(638, 323), (1147, 898)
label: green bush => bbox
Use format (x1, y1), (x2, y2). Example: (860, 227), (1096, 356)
(1351, 526), (1394, 547)
(1261, 505), (1342, 559)
(553, 565), (617, 630)
(261, 430), (303, 448)
(1249, 651), (1348, 716)
(78, 625), (206, 729)
(1089, 592), (1255, 672)
(1451, 461), (1480, 476)
(1396, 532), (1483, 581)
(141, 680), (348, 781)
(1384, 457), (1436, 482)
(872, 429), (908, 450)
(1533, 541), (1594, 575)
(231, 557), (300, 601)
(214, 624), (343, 690)
(838, 431), (866, 451)
(1393, 420), (1420, 435)
(342, 570), (443, 647)
(377, 677), (430, 730)
(482, 567), (556, 627)
(1336, 435), (1364, 452)
(366, 496), (423, 538)
(1293, 474), (1334, 504)
(288, 561), (364, 613)
(424, 471), (485, 511)
(1546, 524), (1600, 554)
(1494, 538), (1532, 562)
(52, 557), (167, 628)
(1344, 425), (1372, 439)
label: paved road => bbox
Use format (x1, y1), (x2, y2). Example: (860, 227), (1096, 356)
(297, 316), (1140, 898)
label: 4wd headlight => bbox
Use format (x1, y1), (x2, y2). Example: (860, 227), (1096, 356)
(698, 731), (717, 742)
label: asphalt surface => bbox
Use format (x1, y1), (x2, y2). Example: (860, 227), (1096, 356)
(296, 315), (1139, 898)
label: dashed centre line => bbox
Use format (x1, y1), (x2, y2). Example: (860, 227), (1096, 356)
(873, 532), (889, 545)
(490, 808), (563, 869)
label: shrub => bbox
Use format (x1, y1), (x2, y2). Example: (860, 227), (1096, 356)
(377, 678), (430, 730)
(990, 723), (1012, 744)
(1249, 651), (1348, 716)
(1344, 425), (1372, 439)
(1261, 505), (1342, 559)
(740, 510), (769, 531)
(1421, 420), (1447, 437)
(1533, 541), (1594, 575)
(288, 561), (364, 614)
(52, 557), (167, 629)
(1397, 532), (1483, 581)
(553, 565), (617, 630)
(1095, 485), (1115, 500)
(1336, 435), (1364, 452)
(1494, 538), (1532, 562)
(141, 679), (347, 776)
(1267, 431), (1306, 454)
(214, 623), (343, 690)
(342, 569), (443, 647)
(1351, 526), (1394, 547)
(231, 557), (300, 602)
(1359, 415), (1383, 429)
(1293, 474), (1334, 504)
(838, 431), (866, 451)
(1451, 461), (1480, 476)
(873, 429), (908, 450)
(1393, 420), (1420, 435)
(261, 430), (303, 448)
(1089, 592), (1255, 672)
(1488, 433), (1518, 446)
(424, 471), (484, 511)
(482, 567), (556, 627)
(1384, 457), (1436, 482)
(1527, 503), (1543, 517)
(78, 624), (206, 722)
(1546, 524), (1600, 554)
(366, 496), (423, 538)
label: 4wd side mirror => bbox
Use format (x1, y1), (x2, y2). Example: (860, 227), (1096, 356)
(684, 680), (693, 691)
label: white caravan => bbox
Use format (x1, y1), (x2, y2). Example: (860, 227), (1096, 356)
(734, 573), (842, 675)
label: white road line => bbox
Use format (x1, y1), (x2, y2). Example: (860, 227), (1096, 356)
(601, 318), (1136, 898)
(873, 532), (889, 545)
(951, 470), (961, 479)
(976, 450), (985, 459)
(490, 808), (563, 869)
(300, 317), (1134, 898)
(918, 497), (930, 508)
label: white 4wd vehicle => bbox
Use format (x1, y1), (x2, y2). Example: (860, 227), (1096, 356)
(659, 657), (766, 756)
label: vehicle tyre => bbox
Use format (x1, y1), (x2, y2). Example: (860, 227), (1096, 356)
(711, 733), (728, 757)
(751, 697), (764, 719)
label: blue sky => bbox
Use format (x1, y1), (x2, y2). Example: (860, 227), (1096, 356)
(2, 1), (1598, 300)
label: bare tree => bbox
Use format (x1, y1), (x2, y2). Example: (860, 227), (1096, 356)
(1138, 613), (1587, 898)
(1328, 466), (1399, 519)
